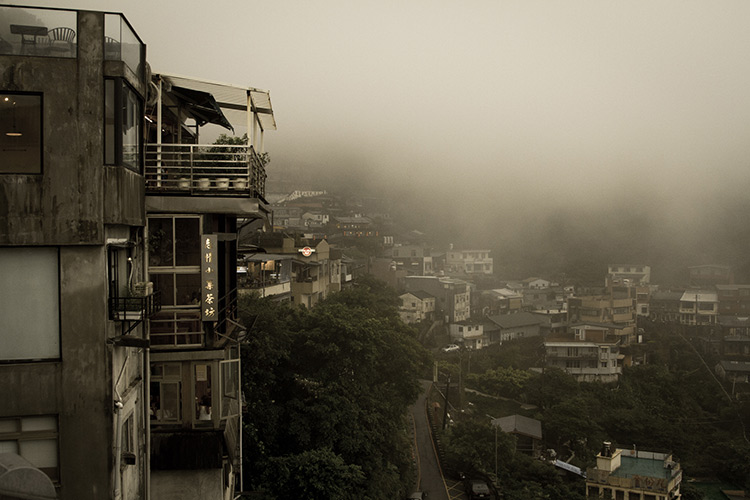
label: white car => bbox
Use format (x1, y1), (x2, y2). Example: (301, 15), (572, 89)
(441, 344), (460, 353)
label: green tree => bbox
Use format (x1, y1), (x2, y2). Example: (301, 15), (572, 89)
(238, 276), (431, 499)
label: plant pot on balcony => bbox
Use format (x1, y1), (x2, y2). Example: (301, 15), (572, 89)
(233, 178), (248, 190)
(216, 178), (230, 189)
(197, 178), (211, 190)
(178, 177), (191, 190)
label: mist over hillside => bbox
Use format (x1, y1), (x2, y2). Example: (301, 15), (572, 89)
(268, 161), (750, 286)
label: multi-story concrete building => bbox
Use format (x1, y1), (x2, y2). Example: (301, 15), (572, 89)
(390, 244), (433, 276)
(545, 324), (623, 382)
(399, 291), (436, 324)
(403, 276), (470, 323)
(531, 308), (568, 336)
(448, 320), (485, 350)
(0, 6), (275, 499)
(679, 290), (718, 326)
(650, 290), (683, 323)
(586, 443), (682, 500)
(716, 284), (750, 317)
(567, 288), (637, 345)
(485, 312), (542, 344)
(1, 7), (154, 499)
(144, 68), (275, 500)
(479, 288), (524, 316)
(445, 248), (493, 276)
(249, 234), (341, 308)
(606, 264), (651, 286)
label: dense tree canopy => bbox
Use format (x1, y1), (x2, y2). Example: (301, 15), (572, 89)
(238, 275), (431, 499)
(450, 328), (750, 491)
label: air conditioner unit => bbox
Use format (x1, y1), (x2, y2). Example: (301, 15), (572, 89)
(132, 281), (153, 296)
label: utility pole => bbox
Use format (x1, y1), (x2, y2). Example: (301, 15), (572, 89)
(442, 373), (451, 430)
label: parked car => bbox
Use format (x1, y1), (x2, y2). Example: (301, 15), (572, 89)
(464, 478), (492, 499)
(407, 492), (426, 500)
(441, 344), (460, 353)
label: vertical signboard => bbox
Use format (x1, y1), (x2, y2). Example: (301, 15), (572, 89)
(202, 234), (218, 322)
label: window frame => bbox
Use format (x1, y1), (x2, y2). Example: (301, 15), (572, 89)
(0, 91), (43, 175)
(104, 77), (143, 173)
(148, 215), (203, 346)
(0, 415), (60, 482)
(0, 246), (61, 362)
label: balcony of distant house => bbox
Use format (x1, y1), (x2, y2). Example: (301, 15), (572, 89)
(237, 253), (292, 300)
(144, 74), (275, 210)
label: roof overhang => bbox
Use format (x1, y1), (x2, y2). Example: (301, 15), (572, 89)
(146, 195), (270, 219)
(156, 73), (276, 132)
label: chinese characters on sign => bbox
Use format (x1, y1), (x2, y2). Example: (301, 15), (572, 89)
(202, 235), (218, 322)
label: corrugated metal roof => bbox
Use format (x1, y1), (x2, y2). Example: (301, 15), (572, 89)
(157, 73), (277, 131)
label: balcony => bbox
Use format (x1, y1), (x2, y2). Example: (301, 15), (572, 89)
(109, 291), (161, 321)
(145, 143), (266, 198)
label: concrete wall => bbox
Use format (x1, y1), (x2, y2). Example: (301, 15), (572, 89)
(1, 9), (148, 500)
(151, 470), (224, 500)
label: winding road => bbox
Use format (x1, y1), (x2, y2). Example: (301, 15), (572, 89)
(409, 380), (467, 500)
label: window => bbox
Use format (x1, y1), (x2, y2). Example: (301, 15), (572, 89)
(220, 359), (239, 419)
(0, 416), (59, 481)
(104, 78), (142, 172)
(0, 248), (59, 361)
(194, 363), (213, 427)
(0, 93), (42, 174)
(150, 363), (182, 423)
(148, 216), (202, 346)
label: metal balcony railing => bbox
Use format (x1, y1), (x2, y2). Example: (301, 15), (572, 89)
(144, 143), (266, 198)
(109, 291), (161, 321)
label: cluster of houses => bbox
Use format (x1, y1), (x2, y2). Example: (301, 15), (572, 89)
(388, 256), (750, 389)
(0, 5), (745, 500)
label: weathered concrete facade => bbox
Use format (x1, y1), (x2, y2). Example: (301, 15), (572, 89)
(1, 7), (149, 499)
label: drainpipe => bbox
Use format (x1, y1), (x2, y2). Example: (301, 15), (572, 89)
(113, 349), (130, 500)
(144, 345), (151, 500)
(156, 78), (162, 187)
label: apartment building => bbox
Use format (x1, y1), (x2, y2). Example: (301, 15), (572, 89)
(399, 291), (436, 324)
(402, 275), (470, 323)
(249, 234), (341, 308)
(0, 6), (275, 499)
(567, 288), (637, 345)
(1, 7), (152, 499)
(606, 264), (651, 286)
(390, 244), (433, 276)
(445, 248), (493, 276)
(716, 284), (750, 317)
(144, 69), (276, 498)
(679, 291), (718, 326)
(545, 324), (623, 383)
(586, 442), (682, 500)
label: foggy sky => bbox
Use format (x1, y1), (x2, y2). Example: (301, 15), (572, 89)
(8, 0), (750, 275)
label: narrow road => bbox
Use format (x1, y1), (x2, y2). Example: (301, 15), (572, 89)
(410, 380), (467, 500)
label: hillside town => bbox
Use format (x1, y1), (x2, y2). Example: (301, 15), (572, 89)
(1, 4), (749, 500)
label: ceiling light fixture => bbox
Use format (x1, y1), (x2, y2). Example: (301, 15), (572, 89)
(5, 100), (22, 137)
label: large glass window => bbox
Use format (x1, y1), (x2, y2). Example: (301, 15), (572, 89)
(0, 416), (59, 481)
(194, 363), (212, 427)
(0, 93), (42, 174)
(104, 79), (142, 172)
(220, 359), (239, 419)
(148, 216), (203, 346)
(0, 247), (59, 360)
(150, 363), (182, 423)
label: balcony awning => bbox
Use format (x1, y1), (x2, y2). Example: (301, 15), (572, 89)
(0, 453), (57, 500)
(157, 73), (276, 132)
(168, 85), (233, 132)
